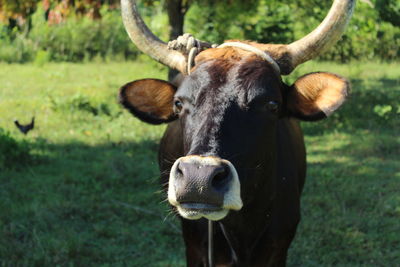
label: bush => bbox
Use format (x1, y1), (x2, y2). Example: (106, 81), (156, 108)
(0, 6), (139, 63)
(314, 2), (400, 62)
(0, 25), (36, 63)
(48, 93), (118, 117)
(185, 0), (400, 62)
(0, 1), (398, 63)
(28, 7), (139, 62)
(0, 128), (31, 170)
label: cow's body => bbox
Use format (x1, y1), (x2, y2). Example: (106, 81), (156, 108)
(120, 47), (349, 267)
(160, 118), (306, 266)
(119, 0), (355, 265)
(150, 52), (309, 266)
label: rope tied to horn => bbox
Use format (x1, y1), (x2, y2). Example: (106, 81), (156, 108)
(168, 33), (217, 74)
(167, 34), (281, 75)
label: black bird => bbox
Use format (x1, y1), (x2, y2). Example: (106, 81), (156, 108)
(14, 117), (35, 135)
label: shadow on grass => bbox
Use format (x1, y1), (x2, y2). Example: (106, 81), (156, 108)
(290, 119), (399, 265)
(287, 76), (399, 265)
(0, 138), (185, 266)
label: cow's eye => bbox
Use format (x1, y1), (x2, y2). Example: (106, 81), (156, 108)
(266, 101), (279, 114)
(174, 100), (183, 113)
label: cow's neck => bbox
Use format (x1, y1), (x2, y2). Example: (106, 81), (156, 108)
(218, 163), (278, 265)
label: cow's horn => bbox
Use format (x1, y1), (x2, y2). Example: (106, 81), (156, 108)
(121, 0), (187, 74)
(287, 0), (355, 69)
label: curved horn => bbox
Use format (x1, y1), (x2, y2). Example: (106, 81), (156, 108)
(287, 0), (355, 68)
(121, 0), (187, 73)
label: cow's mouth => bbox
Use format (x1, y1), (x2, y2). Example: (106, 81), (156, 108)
(180, 203), (222, 211)
(177, 203), (229, 221)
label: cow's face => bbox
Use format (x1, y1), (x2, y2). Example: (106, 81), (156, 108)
(119, 48), (349, 221)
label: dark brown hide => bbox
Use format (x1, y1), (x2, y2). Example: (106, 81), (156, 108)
(119, 47), (349, 267)
(160, 118), (306, 266)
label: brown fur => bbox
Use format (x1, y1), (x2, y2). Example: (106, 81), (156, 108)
(195, 41), (294, 74)
(120, 79), (176, 121)
(287, 72), (349, 118)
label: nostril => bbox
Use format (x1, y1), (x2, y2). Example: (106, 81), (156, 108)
(176, 162), (184, 177)
(211, 166), (231, 192)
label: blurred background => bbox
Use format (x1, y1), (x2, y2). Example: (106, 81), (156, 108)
(0, 0), (399, 266)
(0, 0), (399, 63)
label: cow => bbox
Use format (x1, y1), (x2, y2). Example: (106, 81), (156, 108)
(118, 0), (355, 266)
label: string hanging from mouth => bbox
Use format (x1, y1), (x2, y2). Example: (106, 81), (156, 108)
(208, 220), (214, 267)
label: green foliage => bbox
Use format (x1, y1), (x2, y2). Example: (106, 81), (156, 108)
(0, 24), (35, 63)
(0, 0), (399, 63)
(186, 0), (293, 44)
(240, 1), (293, 44)
(186, 0), (399, 62)
(376, 0), (400, 27)
(315, 2), (400, 61)
(0, 128), (31, 170)
(28, 7), (138, 62)
(0, 0), (39, 22)
(185, 0), (259, 44)
(48, 92), (118, 117)
(34, 49), (51, 66)
(0, 6), (139, 63)
(373, 104), (393, 120)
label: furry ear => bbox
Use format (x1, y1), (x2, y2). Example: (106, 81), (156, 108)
(119, 79), (177, 124)
(286, 72), (350, 121)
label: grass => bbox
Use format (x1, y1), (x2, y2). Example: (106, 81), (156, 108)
(287, 61), (400, 266)
(0, 61), (399, 266)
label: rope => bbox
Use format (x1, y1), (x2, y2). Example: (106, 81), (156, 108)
(208, 220), (214, 267)
(187, 47), (198, 75)
(218, 42), (281, 74)
(186, 41), (280, 75)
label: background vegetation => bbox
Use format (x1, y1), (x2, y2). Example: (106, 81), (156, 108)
(0, 0), (399, 63)
(0, 0), (399, 266)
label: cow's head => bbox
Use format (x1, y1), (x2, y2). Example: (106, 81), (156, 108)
(119, 0), (354, 221)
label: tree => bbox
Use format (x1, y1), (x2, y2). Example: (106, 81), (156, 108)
(0, 0), (120, 27)
(376, 0), (400, 27)
(160, 0), (260, 78)
(0, 0), (39, 29)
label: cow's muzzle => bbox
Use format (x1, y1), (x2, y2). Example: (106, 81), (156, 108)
(168, 155), (243, 221)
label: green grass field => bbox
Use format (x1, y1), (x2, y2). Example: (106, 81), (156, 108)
(0, 61), (399, 266)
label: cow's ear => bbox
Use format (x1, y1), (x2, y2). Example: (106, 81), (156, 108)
(119, 79), (178, 125)
(285, 72), (350, 121)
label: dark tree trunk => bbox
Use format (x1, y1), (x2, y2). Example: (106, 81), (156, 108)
(166, 0), (187, 80)
(7, 18), (17, 30)
(167, 0), (185, 40)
